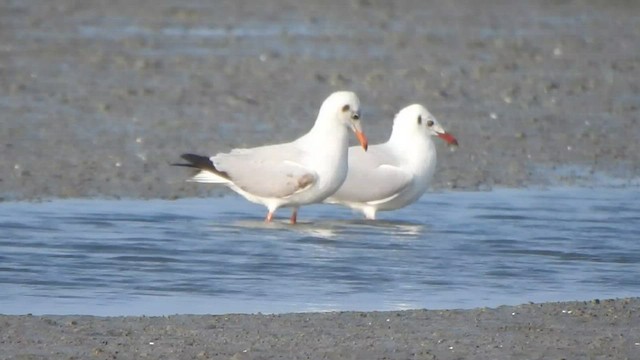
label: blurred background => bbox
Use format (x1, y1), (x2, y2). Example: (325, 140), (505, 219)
(1, 0), (639, 200)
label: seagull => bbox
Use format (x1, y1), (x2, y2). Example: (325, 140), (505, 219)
(174, 91), (368, 224)
(324, 104), (457, 220)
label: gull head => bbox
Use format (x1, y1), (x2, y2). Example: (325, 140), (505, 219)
(394, 104), (458, 146)
(321, 91), (368, 151)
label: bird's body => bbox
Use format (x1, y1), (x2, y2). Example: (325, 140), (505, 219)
(325, 104), (457, 220)
(175, 91), (368, 224)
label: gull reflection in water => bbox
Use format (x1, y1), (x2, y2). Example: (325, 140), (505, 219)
(229, 217), (425, 239)
(337, 219), (426, 238)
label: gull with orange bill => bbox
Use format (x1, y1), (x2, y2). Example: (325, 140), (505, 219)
(174, 91), (368, 224)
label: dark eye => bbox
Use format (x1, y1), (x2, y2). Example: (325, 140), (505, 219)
(427, 120), (434, 127)
(352, 113), (360, 120)
(342, 104), (350, 112)
(417, 115), (422, 125)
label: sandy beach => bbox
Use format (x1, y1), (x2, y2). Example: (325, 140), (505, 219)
(2, 0), (639, 201)
(1, 298), (638, 359)
(1, 0), (639, 358)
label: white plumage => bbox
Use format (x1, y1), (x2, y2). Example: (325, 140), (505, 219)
(325, 104), (457, 220)
(176, 91), (368, 224)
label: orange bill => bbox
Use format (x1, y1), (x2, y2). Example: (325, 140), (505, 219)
(355, 130), (368, 151)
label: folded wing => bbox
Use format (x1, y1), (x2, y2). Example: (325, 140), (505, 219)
(330, 147), (412, 204)
(213, 144), (318, 199)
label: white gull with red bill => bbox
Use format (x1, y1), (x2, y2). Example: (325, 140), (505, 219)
(325, 104), (458, 220)
(174, 91), (368, 224)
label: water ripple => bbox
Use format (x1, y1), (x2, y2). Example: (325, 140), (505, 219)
(0, 187), (639, 315)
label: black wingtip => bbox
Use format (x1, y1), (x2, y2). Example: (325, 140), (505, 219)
(173, 153), (230, 179)
(173, 153), (215, 171)
(171, 162), (197, 168)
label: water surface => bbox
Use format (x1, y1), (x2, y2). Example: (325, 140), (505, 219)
(1, 186), (639, 316)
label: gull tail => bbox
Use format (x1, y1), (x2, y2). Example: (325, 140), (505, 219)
(172, 153), (231, 183)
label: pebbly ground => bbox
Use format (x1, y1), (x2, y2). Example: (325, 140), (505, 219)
(1, 0), (639, 201)
(1, 298), (639, 359)
(1, 0), (639, 359)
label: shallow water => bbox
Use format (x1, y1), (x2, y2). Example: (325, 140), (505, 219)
(1, 186), (639, 316)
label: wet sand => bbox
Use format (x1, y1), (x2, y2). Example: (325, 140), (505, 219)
(1, 0), (639, 358)
(1, 0), (639, 200)
(2, 298), (639, 359)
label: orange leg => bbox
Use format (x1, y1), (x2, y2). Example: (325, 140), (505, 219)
(290, 208), (298, 224)
(265, 211), (274, 223)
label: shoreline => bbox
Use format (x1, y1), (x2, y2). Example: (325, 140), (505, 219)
(2, 297), (638, 359)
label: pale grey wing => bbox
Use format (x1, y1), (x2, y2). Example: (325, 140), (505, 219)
(212, 144), (317, 198)
(331, 146), (412, 203)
